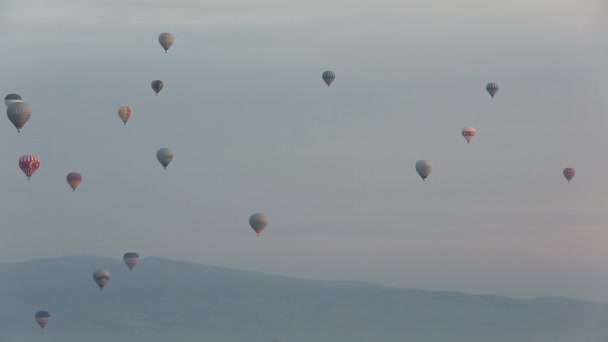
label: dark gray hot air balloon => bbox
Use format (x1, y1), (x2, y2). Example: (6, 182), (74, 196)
(156, 148), (174, 169)
(322, 71), (335, 87)
(5, 93), (22, 107)
(415, 160), (432, 181)
(7, 102), (31, 132)
(486, 82), (499, 98)
(158, 32), (174, 52)
(123, 252), (140, 271)
(151, 80), (164, 95)
(249, 213), (269, 236)
(35, 311), (50, 330)
(93, 269), (111, 290)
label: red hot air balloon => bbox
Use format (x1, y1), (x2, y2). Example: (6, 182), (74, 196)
(66, 172), (82, 191)
(563, 167), (575, 183)
(19, 155), (40, 179)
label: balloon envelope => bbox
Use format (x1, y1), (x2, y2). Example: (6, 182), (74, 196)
(93, 269), (111, 290)
(118, 106), (132, 125)
(123, 252), (140, 270)
(486, 82), (499, 98)
(249, 213), (268, 236)
(35, 311), (50, 330)
(563, 168), (575, 183)
(322, 71), (335, 87)
(156, 148), (174, 169)
(5, 93), (22, 107)
(66, 172), (82, 191)
(151, 80), (164, 95)
(19, 155), (40, 179)
(158, 32), (174, 52)
(415, 160), (432, 181)
(7, 102), (31, 132)
(461, 127), (476, 144)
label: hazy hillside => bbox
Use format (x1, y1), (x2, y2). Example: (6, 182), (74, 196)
(0, 256), (607, 342)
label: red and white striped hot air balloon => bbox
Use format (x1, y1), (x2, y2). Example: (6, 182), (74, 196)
(563, 167), (575, 183)
(19, 155), (40, 179)
(461, 127), (476, 144)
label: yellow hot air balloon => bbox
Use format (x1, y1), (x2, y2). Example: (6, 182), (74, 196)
(118, 106), (132, 125)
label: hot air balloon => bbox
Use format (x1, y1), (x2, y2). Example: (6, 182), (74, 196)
(461, 127), (476, 144)
(158, 32), (174, 52)
(156, 148), (174, 169)
(19, 155), (40, 180)
(34, 311), (50, 330)
(415, 160), (432, 181)
(151, 80), (164, 95)
(93, 269), (111, 291)
(486, 82), (499, 98)
(118, 106), (132, 125)
(7, 102), (31, 132)
(249, 213), (268, 236)
(322, 71), (335, 87)
(563, 167), (575, 183)
(66, 172), (82, 191)
(123, 252), (140, 271)
(5, 93), (22, 107)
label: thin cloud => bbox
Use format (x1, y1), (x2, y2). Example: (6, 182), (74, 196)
(3, 1), (346, 32)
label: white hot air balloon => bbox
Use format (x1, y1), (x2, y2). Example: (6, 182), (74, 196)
(249, 213), (268, 236)
(93, 269), (111, 290)
(415, 160), (432, 181)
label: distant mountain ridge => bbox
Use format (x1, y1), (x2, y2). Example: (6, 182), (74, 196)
(1, 256), (607, 342)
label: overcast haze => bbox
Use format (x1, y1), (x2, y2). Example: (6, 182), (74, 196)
(1, 0), (607, 301)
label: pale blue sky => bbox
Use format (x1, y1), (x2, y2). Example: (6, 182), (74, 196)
(1, 0), (607, 301)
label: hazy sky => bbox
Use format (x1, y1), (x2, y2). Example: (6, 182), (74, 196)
(1, 0), (607, 301)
